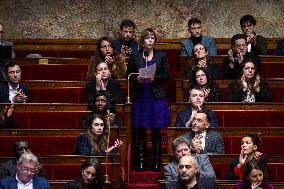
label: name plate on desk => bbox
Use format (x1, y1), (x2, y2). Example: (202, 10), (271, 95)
(38, 58), (48, 64)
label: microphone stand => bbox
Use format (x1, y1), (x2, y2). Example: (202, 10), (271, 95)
(126, 73), (139, 104)
(104, 109), (111, 184)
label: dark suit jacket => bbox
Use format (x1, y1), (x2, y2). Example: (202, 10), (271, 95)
(165, 177), (216, 189)
(228, 79), (272, 102)
(183, 130), (225, 154)
(250, 35), (267, 55)
(163, 154), (216, 181)
(222, 52), (261, 79)
(85, 79), (123, 108)
(0, 83), (30, 103)
(126, 49), (170, 100)
(175, 108), (218, 128)
(0, 175), (50, 189)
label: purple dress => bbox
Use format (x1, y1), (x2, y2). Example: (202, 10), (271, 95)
(132, 58), (170, 128)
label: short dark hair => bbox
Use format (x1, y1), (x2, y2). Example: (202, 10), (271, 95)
(120, 19), (136, 30)
(231, 34), (247, 47)
(240, 15), (256, 26)
(5, 60), (17, 75)
(243, 133), (262, 150)
(172, 136), (191, 152)
(196, 109), (211, 123)
(188, 18), (201, 27)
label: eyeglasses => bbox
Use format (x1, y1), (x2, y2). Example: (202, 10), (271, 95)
(20, 167), (37, 174)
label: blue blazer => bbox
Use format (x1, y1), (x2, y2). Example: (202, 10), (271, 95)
(175, 108), (218, 128)
(181, 36), (217, 56)
(0, 175), (50, 189)
(0, 83), (30, 103)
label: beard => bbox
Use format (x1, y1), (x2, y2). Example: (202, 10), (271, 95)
(180, 172), (195, 182)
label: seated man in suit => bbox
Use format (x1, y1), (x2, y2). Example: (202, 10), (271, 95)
(0, 151), (50, 189)
(113, 19), (138, 57)
(175, 86), (218, 128)
(223, 34), (261, 79)
(181, 18), (217, 56)
(0, 141), (44, 179)
(240, 15), (267, 55)
(165, 155), (216, 189)
(164, 136), (216, 181)
(0, 61), (29, 103)
(183, 109), (225, 154)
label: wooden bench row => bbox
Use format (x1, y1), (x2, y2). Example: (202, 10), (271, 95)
(1, 153), (284, 182)
(1, 127), (284, 156)
(20, 78), (284, 103)
(17, 56), (284, 80)
(2, 102), (283, 129)
(12, 38), (281, 58)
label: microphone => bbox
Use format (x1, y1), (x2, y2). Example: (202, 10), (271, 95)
(144, 51), (149, 68)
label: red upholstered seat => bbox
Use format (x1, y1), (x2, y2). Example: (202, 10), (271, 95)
(0, 136), (76, 156)
(216, 110), (284, 128)
(14, 112), (86, 129)
(29, 88), (86, 103)
(21, 64), (88, 80)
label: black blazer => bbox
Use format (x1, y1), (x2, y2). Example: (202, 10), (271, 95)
(126, 49), (170, 100)
(85, 79), (123, 108)
(0, 82), (30, 103)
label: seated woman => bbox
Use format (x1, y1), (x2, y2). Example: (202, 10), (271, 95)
(227, 133), (267, 180)
(65, 158), (104, 189)
(189, 67), (220, 102)
(75, 114), (123, 156)
(234, 160), (274, 189)
(85, 61), (123, 105)
(228, 59), (272, 102)
(86, 36), (127, 79)
(186, 43), (220, 81)
(82, 90), (123, 128)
